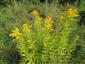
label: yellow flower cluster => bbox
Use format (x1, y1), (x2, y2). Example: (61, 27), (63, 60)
(9, 23), (31, 39)
(31, 10), (41, 26)
(44, 16), (53, 31)
(9, 28), (22, 39)
(66, 8), (79, 18)
(22, 23), (31, 33)
(31, 10), (39, 16)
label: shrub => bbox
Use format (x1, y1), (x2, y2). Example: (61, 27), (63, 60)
(9, 8), (80, 64)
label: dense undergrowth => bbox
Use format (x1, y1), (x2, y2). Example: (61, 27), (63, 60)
(0, 0), (85, 64)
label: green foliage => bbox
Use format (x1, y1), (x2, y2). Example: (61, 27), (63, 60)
(9, 8), (80, 64)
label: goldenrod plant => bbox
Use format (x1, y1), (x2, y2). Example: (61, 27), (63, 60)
(9, 8), (80, 64)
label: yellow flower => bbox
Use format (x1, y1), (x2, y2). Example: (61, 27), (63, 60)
(22, 23), (31, 33)
(9, 28), (22, 39)
(66, 8), (79, 18)
(44, 16), (53, 31)
(31, 10), (39, 16)
(31, 10), (41, 26)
